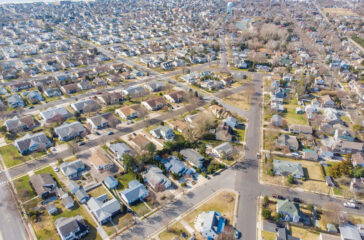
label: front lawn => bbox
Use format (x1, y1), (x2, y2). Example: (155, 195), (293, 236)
(262, 230), (276, 240)
(0, 144), (31, 168)
(183, 190), (237, 226)
(34, 166), (64, 188)
(103, 213), (134, 236)
(13, 175), (36, 202)
(158, 222), (189, 240)
(130, 200), (151, 217)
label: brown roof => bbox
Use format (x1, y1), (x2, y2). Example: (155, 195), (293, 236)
(88, 148), (113, 168)
(169, 120), (187, 132)
(144, 97), (167, 109)
(165, 91), (184, 102)
(131, 134), (151, 151)
(118, 104), (138, 116)
(30, 174), (56, 196)
(353, 153), (364, 166)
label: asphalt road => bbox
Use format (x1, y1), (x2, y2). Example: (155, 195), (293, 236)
(0, 181), (28, 240)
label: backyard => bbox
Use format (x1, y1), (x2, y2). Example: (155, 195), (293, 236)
(223, 90), (251, 111)
(282, 98), (308, 125)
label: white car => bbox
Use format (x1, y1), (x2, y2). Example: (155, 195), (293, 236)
(53, 167), (59, 172)
(343, 202), (356, 209)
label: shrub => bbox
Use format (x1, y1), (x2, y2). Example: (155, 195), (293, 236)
(287, 175), (294, 184)
(263, 196), (269, 206)
(181, 182), (187, 188)
(262, 208), (271, 219)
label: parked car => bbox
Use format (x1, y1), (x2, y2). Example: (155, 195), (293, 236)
(95, 131), (101, 135)
(235, 229), (241, 239)
(292, 197), (301, 203)
(53, 167), (59, 172)
(344, 202), (357, 209)
(108, 131), (114, 135)
(272, 194), (285, 200)
(79, 142), (86, 146)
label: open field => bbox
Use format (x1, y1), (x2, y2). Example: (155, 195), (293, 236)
(323, 8), (358, 16)
(223, 91), (251, 111)
(282, 98), (308, 125)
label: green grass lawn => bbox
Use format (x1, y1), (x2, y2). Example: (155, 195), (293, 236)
(103, 213), (134, 236)
(34, 166), (64, 188)
(116, 172), (137, 191)
(0, 145), (31, 168)
(88, 185), (112, 199)
(130, 200), (151, 217)
(234, 128), (245, 142)
(158, 222), (189, 240)
(13, 175), (36, 202)
(282, 98), (308, 125)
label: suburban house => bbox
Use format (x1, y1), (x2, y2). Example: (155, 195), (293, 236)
(353, 153), (364, 167)
(75, 188), (90, 204)
(25, 90), (44, 103)
(44, 88), (62, 97)
(109, 143), (132, 159)
(54, 215), (89, 240)
(144, 81), (166, 92)
(276, 199), (301, 223)
(98, 92), (123, 105)
(141, 97), (167, 111)
(62, 195), (75, 210)
(104, 176), (118, 189)
(222, 116), (239, 129)
(275, 134), (299, 151)
(67, 181), (81, 194)
(88, 148), (115, 171)
(212, 142), (234, 158)
(55, 122), (87, 141)
(122, 85), (146, 97)
(273, 159), (304, 179)
(303, 149), (318, 161)
(87, 194), (121, 224)
(86, 112), (120, 130)
(10, 82), (33, 92)
(47, 204), (58, 215)
(161, 156), (193, 176)
(61, 83), (79, 94)
(271, 114), (282, 127)
(169, 120), (188, 133)
(324, 108), (340, 125)
(208, 105), (232, 119)
(5, 115), (36, 133)
(30, 173), (57, 199)
(164, 90), (184, 103)
(144, 166), (171, 190)
(77, 80), (93, 91)
(40, 107), (72, 123)
(120, 180), (149, 204)
(321, 95), (336, 108)
(60, 159), (85, 180)
(115, 104), (139, 119)
(215, 122), (233, 142)
(14, 132), (51, 155)
(289, 124), (313, 135)
(7, 94), (25, 108)
(131, 134), (152, 152)
(194, 211), (226, 239)
(339, 223), (362, 240)
(150, 126), (174, 140)
(71, 99), (98, 113)
(334, 128), (355, 142)
(180, 148), (205, 169)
